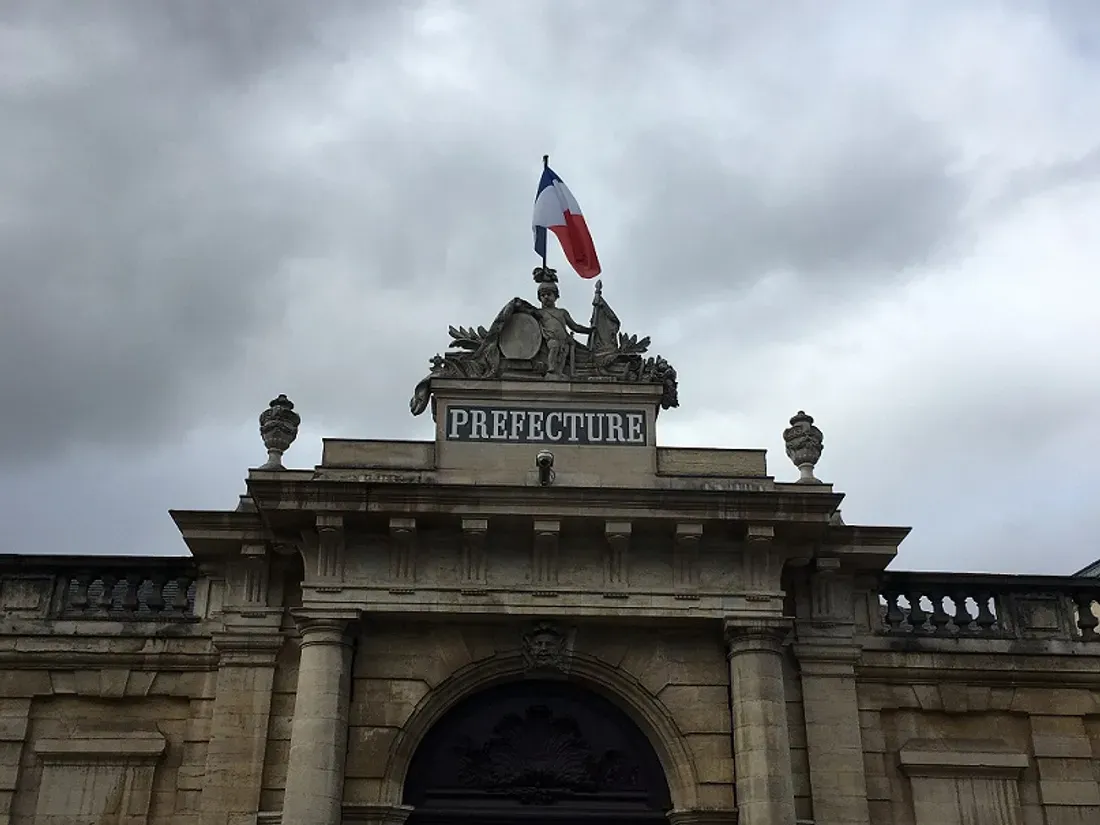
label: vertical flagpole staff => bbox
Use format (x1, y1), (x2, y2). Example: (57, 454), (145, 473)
(540, 154), (550, 272)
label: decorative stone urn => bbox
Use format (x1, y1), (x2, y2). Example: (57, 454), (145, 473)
(258, 394), (300, 470)
(783, 410), (823, 483)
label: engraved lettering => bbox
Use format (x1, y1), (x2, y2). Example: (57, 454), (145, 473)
(528, 410), (545, 440)
(445, 406), (648, 446)
(448, 408), (469, 439)
(607, 413), (625, 444)
(545, 412), (562, 440)
(509, 409), (526, 440)
(471, 409), (489, 439)
(491, 410), (508, 439)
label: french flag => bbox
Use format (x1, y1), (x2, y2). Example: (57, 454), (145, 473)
(533, 163), (601, 279)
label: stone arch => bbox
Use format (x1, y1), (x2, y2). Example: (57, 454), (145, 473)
(378, 651), (700, 812)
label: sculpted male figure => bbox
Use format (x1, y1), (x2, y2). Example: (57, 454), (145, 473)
(533, 269), (591, 378)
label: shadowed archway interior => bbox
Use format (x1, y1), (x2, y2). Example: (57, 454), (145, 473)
(403, 679), (673, 824)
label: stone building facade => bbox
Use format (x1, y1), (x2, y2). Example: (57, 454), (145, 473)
(2, 273), (1100, 825)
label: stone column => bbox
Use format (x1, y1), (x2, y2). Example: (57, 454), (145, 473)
(724, 617), (797, 825)
(281, 610), (357, 825)
(199, 629), (284, 825)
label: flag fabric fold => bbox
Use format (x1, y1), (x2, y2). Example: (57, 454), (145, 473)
(532, 165), (601, 279)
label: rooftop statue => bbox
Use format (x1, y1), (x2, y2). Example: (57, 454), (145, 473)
(409, 267), (678, 416)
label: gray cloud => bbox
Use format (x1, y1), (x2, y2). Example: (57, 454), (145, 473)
(1, 1), (1099, 574)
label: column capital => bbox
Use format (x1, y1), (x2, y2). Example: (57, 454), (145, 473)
(724, 616), (793, 657)
(290, 608), (359, 647)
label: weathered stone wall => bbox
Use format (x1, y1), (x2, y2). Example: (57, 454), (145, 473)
(6, 555), (1100, 825)
(856, 667), (1100, 825)
(0, 650), (215, 824)
(851, 570), (1100, 825)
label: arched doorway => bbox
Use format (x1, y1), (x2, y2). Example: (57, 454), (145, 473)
(403, 679), (673, 824)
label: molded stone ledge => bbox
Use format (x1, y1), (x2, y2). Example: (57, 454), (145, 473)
(899, 738), (1028, 779)
(34, 728), (166, 763)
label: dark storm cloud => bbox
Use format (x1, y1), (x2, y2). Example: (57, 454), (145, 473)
(616, 112), (964, 302)
(0, 1), (414, 461)
(0, 0), (977, 465)
(2, 1), (1099, 575)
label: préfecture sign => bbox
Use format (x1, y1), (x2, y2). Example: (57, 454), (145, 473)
(445, 405), (647, 446)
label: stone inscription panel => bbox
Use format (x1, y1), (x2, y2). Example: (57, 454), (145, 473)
(445, 405), (648, 446)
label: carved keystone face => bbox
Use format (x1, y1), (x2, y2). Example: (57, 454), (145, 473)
(523, 623), (566, 669)
(530, 630), (558, 662)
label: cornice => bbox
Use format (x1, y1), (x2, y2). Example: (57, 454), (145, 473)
(244, 477), (845, 522)
(0, 651), (218, 671)
(826, 525), (913, 546)
(169, 510), (268, 546)
(857, 646), (1100, 688)
(0, 554), (199, 574)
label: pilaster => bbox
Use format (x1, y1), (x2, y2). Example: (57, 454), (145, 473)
(724, 616), (796, 825)
(200, 627), (285, 825)
(793, 558), (870, 825)
(281, 609), (359, 825)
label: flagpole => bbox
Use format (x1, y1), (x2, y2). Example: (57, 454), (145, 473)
(540, 154), (550, 272)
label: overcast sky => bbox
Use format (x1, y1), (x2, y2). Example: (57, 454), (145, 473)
(2, 1), (1099, 575)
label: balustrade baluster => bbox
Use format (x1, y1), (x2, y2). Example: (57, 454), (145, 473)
(119, 576), (140, 612)
(145, 573), (167, 612)
(905, 590), (928, 632)
(1074, 594), (1099, 638)
(884, 590), (906, 632)
(974, 591), (998, 634)
(168, 576), (193, 612)
(69, 572), (92, 613)
(94, 575), (117, 611)
(950, 591), (971, 633)
(929, 589), (952, 635)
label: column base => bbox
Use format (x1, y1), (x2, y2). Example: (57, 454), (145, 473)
(343, 804), (415, 825)
(668, 810), (739, 825)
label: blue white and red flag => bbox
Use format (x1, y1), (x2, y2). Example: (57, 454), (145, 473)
(532, 164), (601, 279)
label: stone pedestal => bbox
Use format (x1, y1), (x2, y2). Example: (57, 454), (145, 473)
(794, 643), (870, 825)
(281, 611), (357, 825)
(725, 618), (797, 825)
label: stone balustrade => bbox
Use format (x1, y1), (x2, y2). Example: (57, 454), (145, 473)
(877, 571), (1100, 641)
(0, 555), (199, 620)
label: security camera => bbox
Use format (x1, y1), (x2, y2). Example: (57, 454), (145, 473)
(535, 450), (555, 486)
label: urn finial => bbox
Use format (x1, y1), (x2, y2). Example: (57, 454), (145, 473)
(258, 394), (300, 470)
(783, 410), (824, 483)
